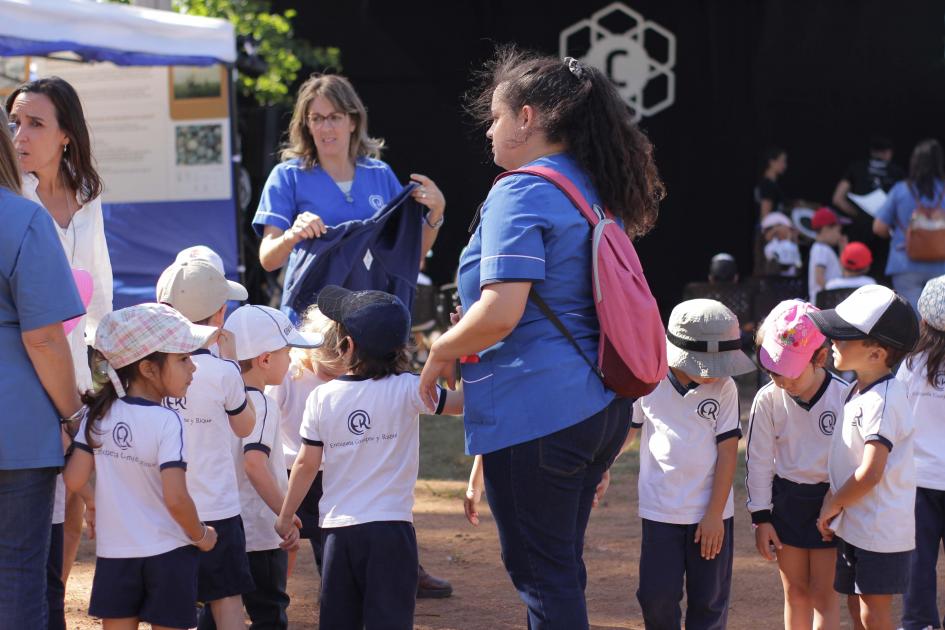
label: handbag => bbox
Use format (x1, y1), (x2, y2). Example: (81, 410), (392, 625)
(904, 184), (945, 262)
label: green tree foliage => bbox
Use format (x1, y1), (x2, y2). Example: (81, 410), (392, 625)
(113, 0), (340, 106)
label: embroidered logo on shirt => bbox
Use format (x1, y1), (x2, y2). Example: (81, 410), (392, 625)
(819, 411), (837, 435)
(347, 410), (372, 436)
(113, 422), (133, 450)
(933, 371), (945, 391)
(853, 407), (863, 427)
(164, 397), (187, 411)
(696, 399), (719, 421)
(369, 194), (385, 211)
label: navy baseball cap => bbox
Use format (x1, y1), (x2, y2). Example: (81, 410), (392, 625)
(316, 285), (410, 359)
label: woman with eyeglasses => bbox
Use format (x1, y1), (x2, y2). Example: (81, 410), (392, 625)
(253, 74), (446, 323)
(250, 73), (453, 601)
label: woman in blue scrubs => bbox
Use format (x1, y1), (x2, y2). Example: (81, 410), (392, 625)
(419, 48), (665, 629)
(251, 73), (453, 599)
(252, 74), (446, 321)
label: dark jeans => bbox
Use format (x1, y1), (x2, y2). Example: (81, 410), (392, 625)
(0, 467), (57, 629)
(903, 487), (945, 630)
(47, 523), (64, 630)
(637, 518), (734, 630)
(482, 397), (631, 630)
(320, 521), (418, 630)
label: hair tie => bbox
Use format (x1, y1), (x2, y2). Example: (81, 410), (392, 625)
(564, 57), (587, 81)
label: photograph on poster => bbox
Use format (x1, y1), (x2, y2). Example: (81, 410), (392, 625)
(175, 123), (223, 165)
(168, 65), (228, 120)
(172, 65), (221, 99)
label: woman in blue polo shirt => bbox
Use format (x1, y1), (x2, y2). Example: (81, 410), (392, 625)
(0, 111), (85, 626)
(252, 74), (446, 322)
(419, 49), (664, 629)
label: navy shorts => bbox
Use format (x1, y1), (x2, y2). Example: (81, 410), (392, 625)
(89, 545), (199, 628)
(771, 476), (835, 549)
(198, 515), (255, 602)
(834, 537), (913, 595)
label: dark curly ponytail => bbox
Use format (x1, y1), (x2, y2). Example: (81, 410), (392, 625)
(468, 45), (665, 238)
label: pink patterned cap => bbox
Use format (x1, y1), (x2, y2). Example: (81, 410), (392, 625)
(94, 303), (217, 396)
(759, 299), (826, 378)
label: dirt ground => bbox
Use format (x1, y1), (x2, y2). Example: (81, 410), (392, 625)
(63, 468), (938, 629)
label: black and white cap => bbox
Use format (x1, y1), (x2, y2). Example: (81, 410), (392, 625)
(807, 284), (919, 351)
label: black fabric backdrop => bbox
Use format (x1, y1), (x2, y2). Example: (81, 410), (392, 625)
(266, 0), (945, 314)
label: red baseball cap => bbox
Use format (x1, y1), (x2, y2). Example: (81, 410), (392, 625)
(840, 241), (873, 271)
(811, 207), (841, 230)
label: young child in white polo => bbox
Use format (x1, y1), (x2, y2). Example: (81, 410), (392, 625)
(896, 275), (945, 630)
(155, 256), (257, 629)
(628, 299), (754, 630)
(220, 304), (322, 628)
(64, 304), (219, 629)
(746, 299), (848, 628)
(809, 284), (919, 630)
(275, 286), (463, 629)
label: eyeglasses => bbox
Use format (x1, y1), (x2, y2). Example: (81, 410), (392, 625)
(306, 112), (348, 128)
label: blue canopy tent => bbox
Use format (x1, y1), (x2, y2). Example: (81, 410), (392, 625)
(0, 0), (239, 308)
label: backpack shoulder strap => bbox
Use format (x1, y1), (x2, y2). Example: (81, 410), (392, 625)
(528, 287), (603, 379)
(494, 166), (609, 225)
(492, 166), (606, 382)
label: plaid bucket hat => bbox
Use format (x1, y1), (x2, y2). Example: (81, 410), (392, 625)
(95, 303), (217, 396)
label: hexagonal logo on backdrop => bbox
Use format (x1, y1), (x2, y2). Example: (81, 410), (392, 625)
(559, 2), (676, 121)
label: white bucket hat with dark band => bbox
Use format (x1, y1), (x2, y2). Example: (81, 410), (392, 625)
(665, 299), (757, 378)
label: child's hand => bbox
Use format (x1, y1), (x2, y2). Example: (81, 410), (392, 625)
(278, 515), (303, 551)
(195, 526), (217, 552)
(464, 483), (483, 526)
(816, 494), (840, 542)
(753, 522), (781, 561)
(419, 349), (456, 410)
(274, 514), (295, 540)
(215, 329), (237, 361)
(695, 514), (725, 560)
(592, 470), (611, 508)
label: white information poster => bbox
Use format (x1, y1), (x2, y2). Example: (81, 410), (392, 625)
(32, 58), (231, 203)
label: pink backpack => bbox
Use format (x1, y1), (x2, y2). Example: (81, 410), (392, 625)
(495, 166), (668, 398)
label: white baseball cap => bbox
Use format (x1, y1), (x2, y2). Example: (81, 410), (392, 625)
(223, 305), (324, 361)
(157, 259), (248, 322)
(175, 245), (226, 275)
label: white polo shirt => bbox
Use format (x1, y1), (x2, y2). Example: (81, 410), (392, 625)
(163, 350), (248, 521)
(745, 373), (848, 516)
(897, 354), (945, 491)
(632, 372), (742, 525)
(299, 373), (445, 528)
(75, 397), (192, 558)
(233, 389), (287, 553)
(266, 359), (328, 463)
(828, 374), (916, 553)
(808, 241), (842, 304)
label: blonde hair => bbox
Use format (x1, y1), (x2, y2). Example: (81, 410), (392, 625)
(290, 305), (346, 379)
(280, 74), (384, 169)
(0, 108), (21, 193)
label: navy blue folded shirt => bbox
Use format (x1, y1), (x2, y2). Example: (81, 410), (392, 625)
(283, 182), (422, 319)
